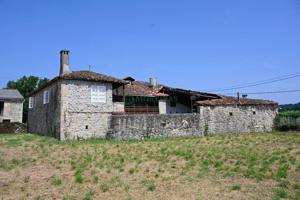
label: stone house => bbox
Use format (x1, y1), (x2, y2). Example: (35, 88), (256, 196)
(0, 89), (24, 123)
(28, 50), (278, 140)
(196, 96), (278, 133)
(28, 50), (127, 140)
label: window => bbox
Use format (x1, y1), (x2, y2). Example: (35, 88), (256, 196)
(0, 102), (4, 116)
(253, 111), (256, 115)
(43, 90), (50, 104)
(91, 85), (106, 103)
(229, 112), (233, 116)
(29, 97), (34, 108)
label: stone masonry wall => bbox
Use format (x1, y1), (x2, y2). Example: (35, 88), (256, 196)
(109, 105), (277, 140)
(28, 81), (61, 138)
(199, 105), (277, 134)
(60, 80), (113, 140)
(109, 114), (203, 140)
(0, 101), (23, 123)
(113, 102), (125, 113)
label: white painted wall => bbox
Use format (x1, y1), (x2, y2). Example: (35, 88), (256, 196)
(166, 100), (191, 114)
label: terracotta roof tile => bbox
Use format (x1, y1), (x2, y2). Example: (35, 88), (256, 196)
(29, 70), (126, 96)
(61, 71), (127, 84)
(124, 81), (168, 97)
(195, 96), (278, 106)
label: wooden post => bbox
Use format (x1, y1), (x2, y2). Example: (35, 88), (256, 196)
(122, 85), (125, 103)
(190, 96), (193, 113)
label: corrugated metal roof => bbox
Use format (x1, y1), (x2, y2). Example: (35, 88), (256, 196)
(0, 89), (24, 101)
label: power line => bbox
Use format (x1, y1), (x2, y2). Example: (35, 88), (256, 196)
(205, 72), (300, 92)
(221, 89), (300, 96)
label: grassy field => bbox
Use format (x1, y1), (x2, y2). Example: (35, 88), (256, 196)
(0, 132), (300, 200)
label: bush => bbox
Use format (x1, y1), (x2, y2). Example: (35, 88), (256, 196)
(75, 174), (84, 184)
(52, 177), (62, 186)
(278, 111), (300, 118)
(275, 112), (300, 131)
(231, 184), (241, 191)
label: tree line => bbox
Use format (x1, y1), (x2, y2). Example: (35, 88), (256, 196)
(5, 76), (49, 122)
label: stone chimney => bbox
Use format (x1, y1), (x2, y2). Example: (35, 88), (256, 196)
(149, 77), (158, 87)
(60, 50), (72, 75)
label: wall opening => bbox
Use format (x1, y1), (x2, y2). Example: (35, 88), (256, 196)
(85, 125), (89, 130)
(229, 112), (233, 116)
(0, 102), (3, 116)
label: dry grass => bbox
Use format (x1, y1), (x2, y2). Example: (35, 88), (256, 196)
(0, 132), (300, 200)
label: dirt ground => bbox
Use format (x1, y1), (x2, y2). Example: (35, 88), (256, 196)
(0, 132), (299, 200)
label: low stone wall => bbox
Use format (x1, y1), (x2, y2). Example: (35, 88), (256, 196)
(108, 105), (277, 140)
(199, 105), (277, 134)
(109, 114), (203, 140)
(0, 123), (27, 134)
(275, 116), (300, 131)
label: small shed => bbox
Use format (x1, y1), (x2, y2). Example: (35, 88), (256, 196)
(0, 89), (24, 123)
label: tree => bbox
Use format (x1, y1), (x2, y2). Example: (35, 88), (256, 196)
(6, 76), (49, 122)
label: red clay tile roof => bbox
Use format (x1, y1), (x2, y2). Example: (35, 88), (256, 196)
(124, 80), (222, 99)
(124, 81), (168, 97)
(195, 96), (278, 106)
(29, 71), (126, 96)
(61, 71), (127, 84)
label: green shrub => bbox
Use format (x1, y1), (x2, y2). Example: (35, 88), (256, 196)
(75, 174), (84, 184)
(275, 189), (288, 198)
(231, 184), (241, 191)
(142, 179), (156, 191)
(100, 184), (109, 192)
(278, 111), (300, 118)
(52, 176), (62, 186)
(83, 192), (94, 200)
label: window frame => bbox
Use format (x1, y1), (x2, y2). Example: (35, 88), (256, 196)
(91, 85), (107, 103)
(43, 90), (50, 104)
(29, 97), (34, 109)
(0, 102), (4, 116)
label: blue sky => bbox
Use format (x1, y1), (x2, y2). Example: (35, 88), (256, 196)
(0, 0), (299, 104)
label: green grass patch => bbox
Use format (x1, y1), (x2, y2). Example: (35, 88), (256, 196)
(231, 184), (241, 191)
(51, 176), (62, 186)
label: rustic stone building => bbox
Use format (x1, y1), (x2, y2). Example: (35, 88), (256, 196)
(28, 50), (126, 140)
(0, 89), (24, 123)
(196, 96), (278, 134)
(28, 50), (278, 140)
